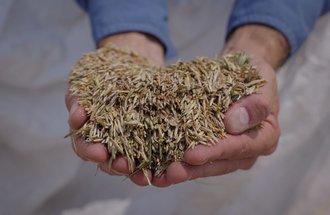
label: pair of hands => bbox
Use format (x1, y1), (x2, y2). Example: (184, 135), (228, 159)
(66, 25), (288, 187)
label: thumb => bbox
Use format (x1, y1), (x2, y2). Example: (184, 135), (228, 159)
(224, 95), (270, 134)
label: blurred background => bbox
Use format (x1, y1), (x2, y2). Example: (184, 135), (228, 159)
(0, 0), (330, 215)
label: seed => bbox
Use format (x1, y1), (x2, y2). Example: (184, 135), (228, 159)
(67, 43), (265, 176)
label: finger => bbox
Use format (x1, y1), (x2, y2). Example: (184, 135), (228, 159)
(224, 94), (270, 134)
(99, 156), (135, 176)
(99, 162), (125, 176)
(225, 61), (278, 134)
(73, 137), (108, 163)
(112, 156), (134, 175)
(68, 101), (88, 129)
(65, 91), (88, 129)
(184, 116), (280, 165)
(129, 170), (153, 186)
(151, 174), (171, 188)
(165, 158), (257, 185)
(65, 91), (77, 111)
(65, 91), (78, 111)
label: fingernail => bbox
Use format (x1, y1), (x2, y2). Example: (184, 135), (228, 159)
(228, 107), (249, 133)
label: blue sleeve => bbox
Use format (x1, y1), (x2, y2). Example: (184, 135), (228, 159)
(227, 0), (330, 55)
(76, 0), (175, 58)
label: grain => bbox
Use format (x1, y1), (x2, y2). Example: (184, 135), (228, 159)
(68, 44), (265, 176)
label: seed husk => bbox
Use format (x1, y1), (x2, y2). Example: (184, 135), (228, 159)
(68, 43), (265, 176)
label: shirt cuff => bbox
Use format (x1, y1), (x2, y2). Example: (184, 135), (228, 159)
(227, 1), (326, 56)
(227, 14), (297, 55)
(76, 0), (176, 59)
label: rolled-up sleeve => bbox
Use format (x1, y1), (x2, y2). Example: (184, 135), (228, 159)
(227, 0), (330, 55)
(76, 0), (175, 58)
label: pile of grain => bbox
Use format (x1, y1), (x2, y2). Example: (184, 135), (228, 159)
(68, 44), (265, 176)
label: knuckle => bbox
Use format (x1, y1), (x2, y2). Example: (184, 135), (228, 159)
(254, 97), (270, 120)
(245, 96), (270, 127)
(239, 141), (250, 156)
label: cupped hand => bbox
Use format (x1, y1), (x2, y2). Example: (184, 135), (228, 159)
(66, 32), (164, 186)
(67, 26), (288, 187)
(152, 56), (280, 187)
(151, 24), (288, 187)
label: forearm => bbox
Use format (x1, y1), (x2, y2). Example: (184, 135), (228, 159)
(227, 0), (328, 59)
(76, 0), (175, 59)
(224, 24), (289, 69)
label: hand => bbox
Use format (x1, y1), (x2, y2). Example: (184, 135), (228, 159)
(66, 32), (165, 186)
(151, 25), (289, 187)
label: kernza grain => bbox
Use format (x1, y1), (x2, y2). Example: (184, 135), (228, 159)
(68, 43), (265, 177)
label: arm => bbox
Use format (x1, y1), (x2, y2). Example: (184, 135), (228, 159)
(152, 0), (329, 186)
(227, 0), (329, 56)
(67, 0), (174, 186)
(224, 24), (289, 69)
(152, 25), (286, 186)
(76, 0), (175, 58)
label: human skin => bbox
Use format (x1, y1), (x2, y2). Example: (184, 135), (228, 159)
(66, 25), (289, 187)
(66, 32), (165, 185)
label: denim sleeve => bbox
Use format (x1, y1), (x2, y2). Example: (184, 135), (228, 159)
(227, 0), (330, 55)
(76, 0), (175, 58)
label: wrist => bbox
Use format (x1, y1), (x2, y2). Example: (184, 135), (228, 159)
(98, 32), (165, 66)
(224, 25), (289, 69)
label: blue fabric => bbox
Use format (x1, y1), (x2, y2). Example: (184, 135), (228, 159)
(76, 0), (175, 58)
(228, 0), (330, 55)
(76, 0), (330, 58)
